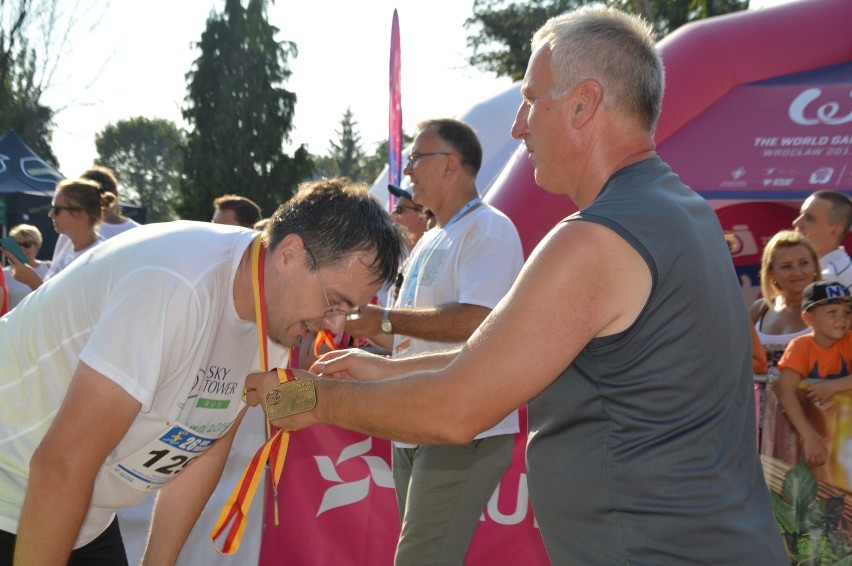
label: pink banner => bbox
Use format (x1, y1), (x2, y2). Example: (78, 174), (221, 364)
(259, 406), (549, 564)
(388, 9), (403, 193)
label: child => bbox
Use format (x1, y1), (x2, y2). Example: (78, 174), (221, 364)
(777, 280), (852, 473)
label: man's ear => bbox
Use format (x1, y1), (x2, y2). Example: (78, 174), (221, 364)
(271, 233), (305, 271)
(829, 223), (845, 247)
(571, 79), (603, 128)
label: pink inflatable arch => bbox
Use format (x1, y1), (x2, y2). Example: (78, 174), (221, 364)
(485, 0), (852, 258)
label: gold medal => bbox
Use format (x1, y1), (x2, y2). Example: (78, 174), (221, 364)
(265, 378), (317, 421)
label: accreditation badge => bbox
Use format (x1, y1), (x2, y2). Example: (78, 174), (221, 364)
(107, 423), (222, 492)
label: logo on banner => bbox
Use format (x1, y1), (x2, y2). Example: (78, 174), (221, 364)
(313, 437), (394, 516)
(789, 88), (852, 126)
(727, 224), (759, 258)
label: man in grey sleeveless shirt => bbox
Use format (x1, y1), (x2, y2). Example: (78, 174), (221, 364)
(246, 6), (788, 564)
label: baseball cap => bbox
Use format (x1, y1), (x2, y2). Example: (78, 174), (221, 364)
(388, 184), (414, 201)
(801, 281), (851, 312)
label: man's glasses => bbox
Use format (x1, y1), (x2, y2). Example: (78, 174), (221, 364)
(16, 241), (37, 249)
(393, 202), (423, 215)
(50, 203), (83, 215)
(304, 246), (361, 325)
(407, 151), (452, 166)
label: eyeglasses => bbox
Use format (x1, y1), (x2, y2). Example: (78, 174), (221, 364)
(407, 151), (452, 166)
(304, 246), (362, 325)
(50, 203), (83, 215)
(17, 241), (37, 249)
(392, 202), (423, 215)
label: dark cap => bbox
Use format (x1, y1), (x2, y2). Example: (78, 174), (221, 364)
(802, 280), (851, 312)
(388, 184), (414, 201)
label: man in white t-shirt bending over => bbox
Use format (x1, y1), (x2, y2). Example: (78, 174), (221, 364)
(0, 178), (405, 565)
(794, 190), (852, 289)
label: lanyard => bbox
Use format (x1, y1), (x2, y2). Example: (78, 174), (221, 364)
(211, 236), (293, 554)
(403, 197), (481, 306)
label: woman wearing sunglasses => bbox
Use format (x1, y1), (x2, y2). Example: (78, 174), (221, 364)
(4, 179), (114, 292)
(1, 224), (51, 308)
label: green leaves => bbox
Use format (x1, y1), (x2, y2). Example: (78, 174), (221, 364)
(771, 460), (852, 565)
(179, 0), (311, 221)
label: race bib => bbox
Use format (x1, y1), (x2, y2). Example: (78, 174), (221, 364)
(107, 423), (224, 492)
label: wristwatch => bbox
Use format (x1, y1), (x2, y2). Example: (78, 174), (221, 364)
(381, 307), (394, 334)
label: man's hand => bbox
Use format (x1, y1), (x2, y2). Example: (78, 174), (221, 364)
(242, 369), (285, 407)
(344, 303), (383, 338)
(310, 348), (393, 381)
(243, 369), (321, 432)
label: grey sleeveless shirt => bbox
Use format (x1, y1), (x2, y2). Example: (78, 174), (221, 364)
(527, 157), (787, 565)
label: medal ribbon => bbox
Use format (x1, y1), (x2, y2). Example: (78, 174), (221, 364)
(313, 329), (351, 358)
(210, 236), (293, 554)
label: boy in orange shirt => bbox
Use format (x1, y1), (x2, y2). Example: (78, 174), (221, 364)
(777, 280), (852, 471)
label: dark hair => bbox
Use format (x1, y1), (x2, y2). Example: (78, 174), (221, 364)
(214, 194), (263, 228)
(812, 190), (852, 241)
(265, 177), (406, 286)
(80, 165), (119, 196)
(417, 118), (483, 176)
(56, 179), (116, 226)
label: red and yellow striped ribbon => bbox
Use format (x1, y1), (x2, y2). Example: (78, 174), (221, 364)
(210, 236), (293, 554)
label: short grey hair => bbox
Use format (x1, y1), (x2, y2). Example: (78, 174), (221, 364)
(532, 6), (663, 132)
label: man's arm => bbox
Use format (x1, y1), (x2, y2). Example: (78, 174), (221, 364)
(14, 362), (141, 566)
(308, 346), (461, 380)
(346, 302), (492, 343)
(140, 409), (247, 565)
(260, 220), (651, 444)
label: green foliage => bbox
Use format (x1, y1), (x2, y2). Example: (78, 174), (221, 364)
(95, 117), (184, 222)
(360, 132), (414, 185)
(178, 0), (312, 221)
(324, 107), (364, 181)
(0, 40), (56, 167)
(465, 0), (749, 81)
(465, 0), (580, 82)
(771, 460), (852, 565)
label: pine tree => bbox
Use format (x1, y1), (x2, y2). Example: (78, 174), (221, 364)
(326, 107), (365, 181)
(178, 0), (312, 220)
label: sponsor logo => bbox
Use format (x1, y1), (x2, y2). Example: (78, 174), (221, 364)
(789, 88), (852, 126)
(313, 438), (394, 516)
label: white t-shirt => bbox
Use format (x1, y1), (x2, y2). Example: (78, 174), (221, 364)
(43, 236), (104, 281)
(3, 261), (50, 308)
(393, 203), (524, 444)
(820, 247), (852, 290)
(51, 217), (140, 267)
(0, 221), (286, 547)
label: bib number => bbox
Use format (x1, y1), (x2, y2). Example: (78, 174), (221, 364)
(107, 423), (221, 492)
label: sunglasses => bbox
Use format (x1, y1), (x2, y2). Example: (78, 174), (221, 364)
(393, 202), (423, 214)
(50, 204), (83, 215)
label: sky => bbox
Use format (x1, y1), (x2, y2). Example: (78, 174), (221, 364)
(39, 1), (516, 177)
(37, 0), (797, 178)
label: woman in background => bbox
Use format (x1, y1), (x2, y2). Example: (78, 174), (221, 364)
(1, 224), (51, 308)
(4, 179), (114, 290)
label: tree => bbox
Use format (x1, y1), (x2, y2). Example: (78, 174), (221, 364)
(95, 117), (184, 222)
(179, 0), (312, 221)
(464, 0), (748, 81)
(317, 107), (365, 181)
(360, 133), (414, 185)
(1, 0), (111, 167)
(465, 0), (581, 82)
(1, 1), (56, 165)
